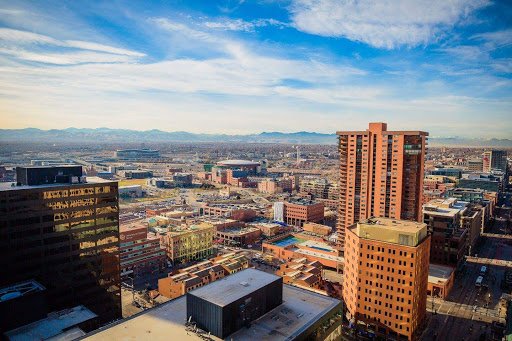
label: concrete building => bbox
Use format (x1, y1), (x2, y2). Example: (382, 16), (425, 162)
(118, 184), (142, 197)
(461, 205), (483, 254)
(343, 217), (430, 341)
(427, 167), (463, 179)
(4, 305), (98, 341)
(115, 149), (160, 159)
(120, 170), (153, 179)
(82, 269), (344, 341)
(0, 166), (121, 325)
(468, 159), (484, 172)
(216, 159), (261, 175)
(423, 198), (469, 267)
(482, 150), (508, 172)
(186, 269), (283, 339)
(161, 223), (214, 266)
(459, 173), (504, 192)
(119, 221), (166, 278)
(300, 178), (339, 202)
(336, 123), (428, 249)
(172, 173), (193, 186)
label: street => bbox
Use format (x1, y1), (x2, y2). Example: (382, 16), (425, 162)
(421, 191), (512, 341)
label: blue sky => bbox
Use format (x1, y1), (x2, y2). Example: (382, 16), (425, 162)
(0, 0), (511, 137)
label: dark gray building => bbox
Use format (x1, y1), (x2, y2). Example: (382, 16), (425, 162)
(115, 149), (160, 159)
(186, 268), (282, 339)
(0, 166), (121, 327)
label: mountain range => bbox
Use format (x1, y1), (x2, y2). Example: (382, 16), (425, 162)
(0, 128), (511, 147)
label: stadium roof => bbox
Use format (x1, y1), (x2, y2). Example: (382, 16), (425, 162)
(216, 160), (260, 167)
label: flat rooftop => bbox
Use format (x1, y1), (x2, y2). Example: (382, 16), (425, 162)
(119, 221), (147, 233)
(0, 280), (45, 302)
(351, 217), (428, 246)
(6, 306), (97, 341)
(80, 285), (341, 341)
(189, 268), (280, 307)
(428, 264), (454, 284)
(423, 199), (469, 217)
(299, 240), (334, 250)
(357, 217), (426, 232)
(217, 226), (259, 235)
(0, 176), (114, 192)
(292, 248), (344, 263)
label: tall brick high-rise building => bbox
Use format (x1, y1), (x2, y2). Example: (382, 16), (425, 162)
(336, 123), (428, 248)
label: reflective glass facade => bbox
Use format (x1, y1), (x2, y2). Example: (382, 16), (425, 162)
(0, 182), (121, 324)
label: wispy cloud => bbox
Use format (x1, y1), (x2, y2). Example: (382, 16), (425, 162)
(204, 18), (289, 32)
(0, 1), (510, 137)
(0, 28), (146, 64)
(288, 0), (491, 49)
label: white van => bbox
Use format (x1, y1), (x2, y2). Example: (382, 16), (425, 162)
(476, 276), (483, 287)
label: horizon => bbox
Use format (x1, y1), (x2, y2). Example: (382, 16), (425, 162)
(0, 1), (511, 138)
(2, 125), (512, 138)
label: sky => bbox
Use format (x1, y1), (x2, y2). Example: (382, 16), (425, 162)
(0, 0), (511, 138)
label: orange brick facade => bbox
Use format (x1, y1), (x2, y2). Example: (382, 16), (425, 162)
(283, 201), (324, 227)
(343, 227), (430, 340)
(336, 122), (428, 248)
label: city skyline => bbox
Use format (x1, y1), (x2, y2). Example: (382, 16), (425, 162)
(1, 0), (512, 137)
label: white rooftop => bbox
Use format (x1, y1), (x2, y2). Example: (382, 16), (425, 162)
(0, 176), (114, 192)
(5, 306), (97, 341)
(217, 159), (260, 166)
(292, 248), (344, 263)
(423, 198), (469, 217)
(299, 240), (336, 252)
(428, 264), (454, 284)
(188, 268), (280, 307)
(81, 285), (342, 341)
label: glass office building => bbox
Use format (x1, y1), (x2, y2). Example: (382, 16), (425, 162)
(0, 166), (121, 325)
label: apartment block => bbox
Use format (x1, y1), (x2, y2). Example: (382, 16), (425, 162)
(422, 198), (469, 267)
(343, 218), (430, 341)
(482, 150), (508, 172)
(337, 123), (428, 248)
(468, 159), (484, 172)
(161, 223), (214, 266)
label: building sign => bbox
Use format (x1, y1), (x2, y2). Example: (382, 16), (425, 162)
(121, 228), (147, 242)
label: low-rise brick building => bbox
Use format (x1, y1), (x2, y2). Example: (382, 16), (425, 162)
(120, 221), (166, 278)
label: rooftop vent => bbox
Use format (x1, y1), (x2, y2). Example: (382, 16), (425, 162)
(239, 281), (249, 287)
